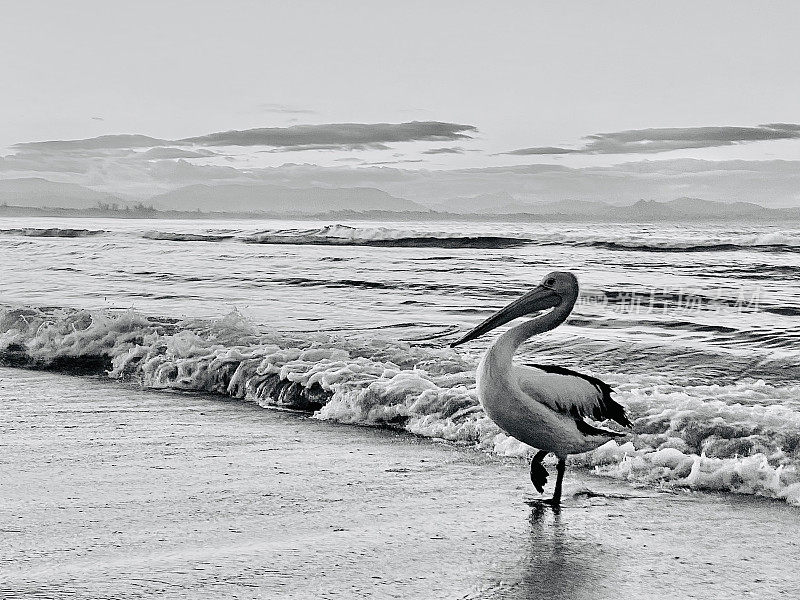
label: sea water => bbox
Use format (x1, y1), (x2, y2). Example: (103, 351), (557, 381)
(1, 217), (799, 504)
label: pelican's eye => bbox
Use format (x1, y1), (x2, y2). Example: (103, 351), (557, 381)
(545, 278), (556, 286)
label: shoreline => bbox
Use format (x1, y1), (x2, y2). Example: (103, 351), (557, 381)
(3, 367), (798, 599)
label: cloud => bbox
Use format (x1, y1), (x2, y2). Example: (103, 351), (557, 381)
(363, 159), (425, 166)
(15, 134), (168, 151)
(145, 159), (244, 183)
(0, 150), (96, 174)
(422, 146), (465, 155)
(502, 123), (800, 155)
(180, 121), (478, 149)
(258, 143), (392, 153)
(500, 146), (577, 156)
(7, 119), (797, 208)
(14, 121), (477, 153)
(135, 147), (218, 160)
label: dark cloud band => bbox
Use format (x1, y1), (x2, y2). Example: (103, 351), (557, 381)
(15, 121), (477, 152)
(180, 121), (477, 148)
(421, 147), (466, 155)
(16, 134), (168, 151)
(501, 146), (577, 156)
(502, 123), (800, 156)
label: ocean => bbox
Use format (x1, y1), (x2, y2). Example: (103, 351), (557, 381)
(2, 216), (799, 505)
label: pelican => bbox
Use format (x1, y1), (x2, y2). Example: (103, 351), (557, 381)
(451, 271), (631, 504)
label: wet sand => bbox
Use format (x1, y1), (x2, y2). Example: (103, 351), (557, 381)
(2, 367), (798, 599)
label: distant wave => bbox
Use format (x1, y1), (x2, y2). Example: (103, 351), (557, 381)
(235, 225), (800, 252)
(0, 228), (106, 238)
(511, 230), (799, 252)
(6, 223), (796, 252)
(245, 235), (527, 249)
(162, 224), (798, 252)
(574, 241), (800, 253)
(1, 304), (798, 505)
(502, 230), (800, 253)
(143, 231), (235, 242)
(243, 224), (527, 249)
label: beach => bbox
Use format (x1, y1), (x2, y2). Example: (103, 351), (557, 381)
(3, 367), (797, 599)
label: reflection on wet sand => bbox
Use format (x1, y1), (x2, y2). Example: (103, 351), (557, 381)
(472, 502), (618, 600)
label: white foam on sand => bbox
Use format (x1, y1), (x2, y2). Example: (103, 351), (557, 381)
(2, 304), (798, 505)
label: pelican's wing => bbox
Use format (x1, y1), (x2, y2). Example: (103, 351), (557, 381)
(515, 363), (632, 428)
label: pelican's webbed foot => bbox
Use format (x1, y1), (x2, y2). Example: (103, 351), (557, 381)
(530, 460), (549, 493)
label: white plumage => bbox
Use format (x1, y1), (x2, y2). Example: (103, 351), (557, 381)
(452, 270), (631, 503)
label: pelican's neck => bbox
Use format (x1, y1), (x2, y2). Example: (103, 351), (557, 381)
(486, 300), (575, 368)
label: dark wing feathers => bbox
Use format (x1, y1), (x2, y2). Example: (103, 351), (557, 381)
(570, 407), (627, 437)
(528, 363), (632, 428)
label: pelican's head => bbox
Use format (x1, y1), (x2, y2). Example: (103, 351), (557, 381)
(450, 271), (578, 347)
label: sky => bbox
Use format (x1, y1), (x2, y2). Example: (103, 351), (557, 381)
(2, 1), (800, 205)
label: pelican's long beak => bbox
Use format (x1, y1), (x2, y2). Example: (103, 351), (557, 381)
(450, 285), (562, 347)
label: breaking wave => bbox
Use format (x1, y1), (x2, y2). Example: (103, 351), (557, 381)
(243, 224), (526, 249)
(0, 228), (106, 238)
(204, 225), (800, 252)
(524, 230), (800, 253)
(2, 223), (798, 252)
(142, 231), (235, 242)
(1, 304), (798, 506)
(577, 241), (800, 253)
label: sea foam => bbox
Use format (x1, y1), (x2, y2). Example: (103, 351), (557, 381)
(1, 304), (798, 505)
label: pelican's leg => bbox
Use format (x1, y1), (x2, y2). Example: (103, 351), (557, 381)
(545, 457), (567, 505)
(529, 450), (549, 493)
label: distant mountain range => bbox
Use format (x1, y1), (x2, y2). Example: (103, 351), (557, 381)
(1, 177), (799, 221)
(0, 178), (121, 209)
(429, 193), (620, 215)
(604, 197), (790, 220)
(149, 183), (423, 212)
(425, 194), (800, 221)
(426, 192), (526, 213)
